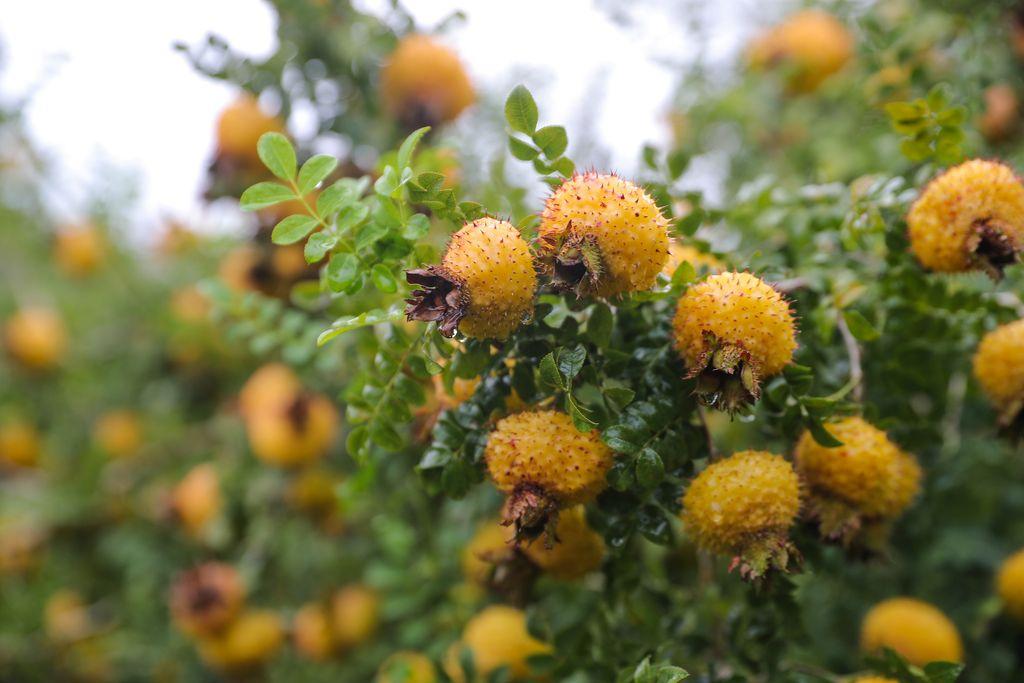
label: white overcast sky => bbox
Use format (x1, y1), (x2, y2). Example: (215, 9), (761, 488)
(0, 0), (758, 236)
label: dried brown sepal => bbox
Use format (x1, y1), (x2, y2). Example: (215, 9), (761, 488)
(285, 394), (311, 432)
(687, 333), (762, 414)
(968, 219), (1021, 280)
(548, 234), (605, 298)
(404, 266), (468, 338)
(502, 483), (561, 546)
(169, 564), (243, 637)
(478, 546), (540, 607)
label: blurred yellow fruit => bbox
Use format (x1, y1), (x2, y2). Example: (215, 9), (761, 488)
(246, 392), (339, 467)
(170, 463), (221, 535)
(4, 306), (67, 371)
(216, 95), (285, 164)
(661, 241), (724, 278)
(198, 609), (284, 671)
(0, 418), (42, 469)
(170, 286), (211, 325)
(445, 605), (550, 682)
(979, 84), (1019, 143)
(997, 548), (1024, 621)
(93, 410), (143, 459)
(54, 223), (105, 277)
(331, 584), (379, 649)
(170, 562), (245, 637)
(381, 34), (475, 127)
(461, 519), (512, 586)
(377, 651), (438, 683)
(860, 597), (963, 665)
(238, 363), (302, 419)
(45, 590), (91, 643)
(747, 10), (855, 93)
(521, 505), (605, 580)
(0, 521), (45, 575)
(973, 318), (1024, 427)
(293, 602), (336, 661)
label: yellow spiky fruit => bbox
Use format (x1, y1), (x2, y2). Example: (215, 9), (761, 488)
(461, 519), (513, 586)
(246, 392), (339, 468)
(998, 548), (1024, 621)
(405, 218), (536, 340)
(860, 598), (963, 665)
(538, 172), (669, 298)
(330, 585), (379, 649)
(93, 410), (143, 459)
(293, 602), (336, 661)
(973, 319), (1024, 428)
(0, 419), (41, 469)
(485, 410), (614, 540)
(521, 505), (605, 580)
(4, 306), (67, 371)
(682, 450), (801, 579)
(197, 609), (284, 671)
(54, 223), (105, 277)
(377, 651), (438, 683)
(672, 272), (797, 412)
(445, 606), (550, 682)
(747, 10), (854, 93)
(216, 95), (285, 164)
(906, 159), (1024, 277)
(170, 463), (221, 536)
(380, 34), (475, 127)
(169, 562), (244, 637)
(661, 241), (724, 278)
(794, 417), (921, 539)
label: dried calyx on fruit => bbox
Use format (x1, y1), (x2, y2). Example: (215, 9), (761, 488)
(794, 417), (922, 546)
(485, 410), (613, 543)
(682, 450), (802, 580)
(907, 159), (1024, 279)
(538, 172), (669, 298)
(405, 217), (537, 339)
(169, 562), (244, 637)
(672, 272), (797, 413)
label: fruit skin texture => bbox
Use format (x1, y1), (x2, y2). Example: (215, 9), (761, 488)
(538, 172), (670, 297)
(861, 598), (963, 665)
(92, 410), (143, 459)
(405, 218), (536, 340)
(521, 505), (605, 580)
(216, 95), (285, 164)
(661, 241), (724, 278)
(330, 584), (379, 649)
(292, 602), (335, 661)
(246, 392), (339, 467)
(197, 609), (284, 671)
(486, 410), (614, 509)
(795, 417), (921, 518)
(380, 34), (474, 127)
(54, 223), (105, 277)
(169, 562), (244, 637)
(445, 606), (550, 682)
(0, 419), (41, 469)
(906, 159), (1024, 276)
(973, 319), (1024, 426)
(747, 10), (854, 93)
(4, 307), (67, 371)
(682, 450), (801, 578)
(997, 548), (1024, 621)
(672, 272), (796, 412)
(377, 651), (438, 683)
(170, 463), (221, 536)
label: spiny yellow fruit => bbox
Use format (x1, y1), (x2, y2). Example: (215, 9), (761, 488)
(377, 651), (438, 683)
(682, 450), (801, 579)
(216, 95), (285, 164)
(907, 159), (1024, 277)
(997, 548), (1024, 621)
(4, 306), (67, 371)
(973, 319), (1024, 427)
(521, 505), (605, 580)
(330, 584), (379, 649)
(169, 562), (244, 637)
(0, 418), (41, 469)
(747, 10), (854, 93)
(861, 598), (963, 665)
(380, 34), (475, 127)
(92, 410), (143, 459)
(293, 602), (335, 661)
(54, 223), (105, 277)
(245, 391), (339, 467)
(445, 606), (550, 682)
(405, 217), (536, 340)
(661, 241), (724, 278)
(672, 272), (797, 412)
(198, 609), (284, 671)
(238, 363), (302, 419)
(794, 417), (921, 537)
(45, 590), (91, 643)
(461, 519), (513, 586)
(538, 172), (670, 297)
(485, 410), (614, 540)
(170, 463), (221, 536)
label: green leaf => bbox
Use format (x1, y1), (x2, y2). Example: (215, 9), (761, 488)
(557, 344), (587, 381)
(325, 253), (360, 292)
(297, 154), (338, 194)
(374, 166), (400, 196)
(806, 416), (843, 448)
(676, 209), (704, 236)
(317, 304), (405, 346)
(257, 132), (297, 181)
(304, 231), (336, 263)
(921, 661), (964, 683)
(635, 448), (665, 488)
(397, 126), (431, 171)
(539, 353), (563, 390)
(403, 213), (430, 240)
(586, 303), (613, 346)
(551, 157), (575, 177)
(842, 309), (880, 341)
(239, 182), (295, 211)
(271, 215), (318, 245)
(317, 177), (364, 216)
(355, 222), (388, 251)
(508, 136), (540, 161)
(533, 125), (568, 158)
(667, 150), (689, 180)
(370, 264), (398, 293)
(670, 261), (696, 286)
(336, 203), (370, 232)
(505, 84), (539, 135)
